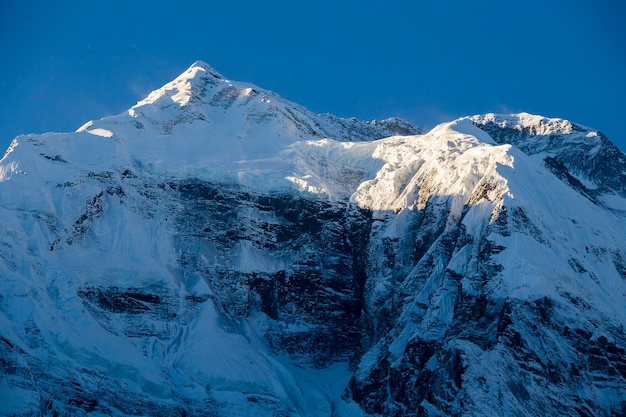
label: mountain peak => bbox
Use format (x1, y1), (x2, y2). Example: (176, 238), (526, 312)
(34, 61), (423, 196)
(188, 60), (225, 80)
(132, 61), (227, 108)
(1, 66), (626, 416)
(118, 61), (422, 154)
(470, 112), (589, 137)
(470, 112), (626, 208)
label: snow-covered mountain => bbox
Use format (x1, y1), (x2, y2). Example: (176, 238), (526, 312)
(1, 61), (625, 416)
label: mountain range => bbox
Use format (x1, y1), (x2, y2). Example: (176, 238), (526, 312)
(1, 61), (625, 416)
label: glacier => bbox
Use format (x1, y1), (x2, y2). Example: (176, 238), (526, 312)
(0, 61), (625, 416)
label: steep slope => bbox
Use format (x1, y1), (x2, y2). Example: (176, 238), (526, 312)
(75, 60), (419, 186)
(0, 61), (419, 198)
(0, 61), (411, 417)
(344, 119), (626, 416)
(1, 63), (625, 417)
(470, 113), (626, 212)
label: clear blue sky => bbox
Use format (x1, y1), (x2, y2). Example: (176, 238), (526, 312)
(1, 0), (625, 151)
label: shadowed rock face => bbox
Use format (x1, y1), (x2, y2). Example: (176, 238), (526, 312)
(1, 178), (376, 415)
(4, 171), (625, 416)
(172, 180), (374, 367)
(1, 62), (625, 416)
(344, 193), (626, 417)
(0, 166), (624, 417)
(3, 136), (626, 417)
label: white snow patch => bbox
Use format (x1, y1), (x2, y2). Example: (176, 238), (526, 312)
(0, 160), (21, 182)
(76, 120), (93, 132)
(87, 128), (114, 138)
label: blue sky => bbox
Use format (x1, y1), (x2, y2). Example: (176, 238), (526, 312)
(1, 0), (625, 151)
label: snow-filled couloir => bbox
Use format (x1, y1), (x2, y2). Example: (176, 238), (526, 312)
(1, 61), (625, 417)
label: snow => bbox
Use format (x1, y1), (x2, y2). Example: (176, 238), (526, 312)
(351, 122), (513, 212)
(87, 128), (114, 137)
(597, 193), (626, 211)
(0, 159), (20, 182)
(472, 112), (578, 135)
(0, 62), (415, 201)
(0, 380), (39, 415)
(134, 62), (220, 108)
(1, 61), (625, 416)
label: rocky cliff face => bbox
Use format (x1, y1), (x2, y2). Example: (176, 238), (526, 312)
(347, 117), (626, 416)
(471, 113), (626, 205)
(1, 63), (625, 416)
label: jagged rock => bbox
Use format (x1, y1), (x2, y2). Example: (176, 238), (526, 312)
(0, 63), (624, 416)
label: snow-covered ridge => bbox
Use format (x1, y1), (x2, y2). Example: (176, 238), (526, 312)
(81, 61), (421, 142)
(134, 60), (226, 108)
(65, 61), (421, 196)
(0, 111), (514, 209)
(470, 112), (587, 136)
(470, 112), (626, 213)
(349, 119), (512, 212)
(2, 62), (624, 213)
(132, 61), (224, 108)
(1, 62), (625, 417)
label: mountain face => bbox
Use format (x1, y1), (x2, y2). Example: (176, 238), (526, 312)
(1, 61), (625, 417)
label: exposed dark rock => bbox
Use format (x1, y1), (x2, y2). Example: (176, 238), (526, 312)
(173, 179), (373, 366)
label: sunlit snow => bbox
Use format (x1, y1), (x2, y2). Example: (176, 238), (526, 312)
(1, 61), (624, 416)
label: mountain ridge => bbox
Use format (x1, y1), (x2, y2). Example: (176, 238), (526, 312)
(1, 62), (625, 417)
